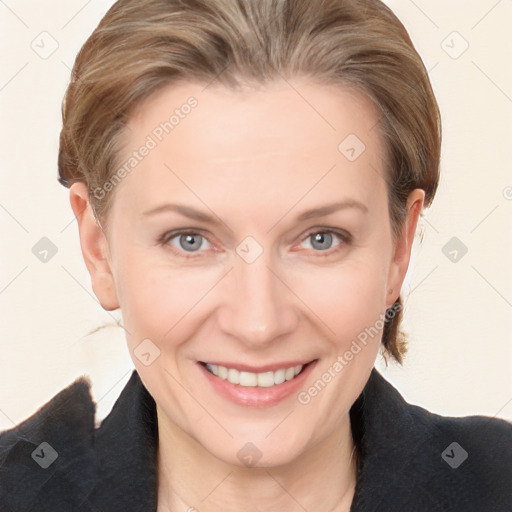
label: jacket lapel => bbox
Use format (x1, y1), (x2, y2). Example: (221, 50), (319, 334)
(87, 371), (159, 511)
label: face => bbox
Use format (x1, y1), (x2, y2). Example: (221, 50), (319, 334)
(71, 79), (423, 467)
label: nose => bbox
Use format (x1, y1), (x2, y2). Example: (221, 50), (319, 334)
(217, 247), (298, 349)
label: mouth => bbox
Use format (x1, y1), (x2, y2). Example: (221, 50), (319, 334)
(197, 359), (318, 407)
(200, 361), (314, 388)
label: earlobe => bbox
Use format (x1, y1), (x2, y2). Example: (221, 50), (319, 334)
(386, 189), (425, 308)
(69, 183), (120, 311)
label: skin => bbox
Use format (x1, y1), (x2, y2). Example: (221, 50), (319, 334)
(70, 79), (424, 512)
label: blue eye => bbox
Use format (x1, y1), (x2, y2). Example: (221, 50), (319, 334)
(158, 231), (211, 255)
(308, 232), (335, 251)
(172, 233), (208, 252)
(301, 230), (350, 254)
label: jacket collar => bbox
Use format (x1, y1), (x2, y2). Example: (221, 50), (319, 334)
(349, 368), (436, 510)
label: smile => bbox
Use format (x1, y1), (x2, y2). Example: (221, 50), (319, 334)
(204, 363), (305, 387)
(198, 360), (318, 407)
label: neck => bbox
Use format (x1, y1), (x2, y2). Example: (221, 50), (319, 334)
(156, 407), (358, 512)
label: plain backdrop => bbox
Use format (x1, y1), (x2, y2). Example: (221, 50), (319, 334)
(0, 0), (511, 431)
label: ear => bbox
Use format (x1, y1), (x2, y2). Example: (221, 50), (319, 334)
(69, 182), (120, 311)
(386, 188), (425, 309)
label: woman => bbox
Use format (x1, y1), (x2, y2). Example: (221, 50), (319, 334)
(1, 0), (510, 510)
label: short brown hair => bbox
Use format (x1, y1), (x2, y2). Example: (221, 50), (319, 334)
(58, 0), (442, 364)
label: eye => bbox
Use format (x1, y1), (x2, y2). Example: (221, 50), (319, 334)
(299, 229), (351, 254)
(159, 231), (212, 256)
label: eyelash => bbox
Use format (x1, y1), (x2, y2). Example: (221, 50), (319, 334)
(157, 227), (353, 259)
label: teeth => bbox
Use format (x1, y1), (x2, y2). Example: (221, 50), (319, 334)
(274, 369), (286, 385)
(217, 365), (228, 380)
(205, 363), (304, 387)
(239, 371), (258, 386)
(227, 367), (239, 384)
(257, 371), (274, 388)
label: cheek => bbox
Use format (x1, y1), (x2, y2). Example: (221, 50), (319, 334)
(114, 251), (222, 345)
(289, 255), (391, 346)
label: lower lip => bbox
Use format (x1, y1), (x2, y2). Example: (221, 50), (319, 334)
(198, 360), (318, 408)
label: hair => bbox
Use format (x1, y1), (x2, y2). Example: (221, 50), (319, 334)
(58, 0), (441, 364)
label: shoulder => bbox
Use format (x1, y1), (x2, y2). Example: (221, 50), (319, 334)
(0, 371), (157, 512)
(0, 374), (95, 456)
(352, 369), (512, 511)
(403, 381), (512, 473)
(410, 398), (512, 496)
(410, 402), (512, 511)
(0, 376), (97, 510)
(411, 397), (512, 457)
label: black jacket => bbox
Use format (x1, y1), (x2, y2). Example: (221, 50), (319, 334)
(1, 368), (511, 511)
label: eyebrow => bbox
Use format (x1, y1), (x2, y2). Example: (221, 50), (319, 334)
(142, 200), (368, 224)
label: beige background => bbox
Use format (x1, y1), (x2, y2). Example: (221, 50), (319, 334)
(0, 0), (511, 430)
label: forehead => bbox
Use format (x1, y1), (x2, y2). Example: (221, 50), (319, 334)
(115, 80), (387, 214)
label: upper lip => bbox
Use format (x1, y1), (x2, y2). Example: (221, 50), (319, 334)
(200, 360), (316, 373)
